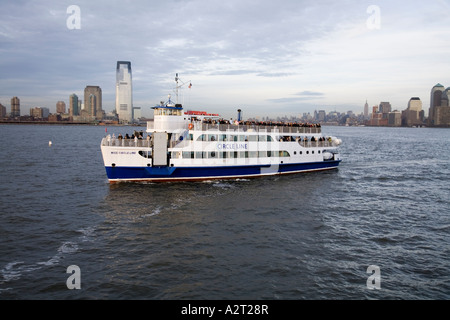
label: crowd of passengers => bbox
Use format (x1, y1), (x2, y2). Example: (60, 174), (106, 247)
(282, 136), (330, 142)
(199, 118), (321, 128)
(115, 131), (146, 140)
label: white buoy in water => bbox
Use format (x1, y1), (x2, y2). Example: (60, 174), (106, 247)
(49, 141), (52, 146)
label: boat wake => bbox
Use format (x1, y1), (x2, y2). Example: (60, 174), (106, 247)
(0, 226), (96, 290)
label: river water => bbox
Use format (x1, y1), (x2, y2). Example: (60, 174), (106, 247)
(0, 124), (448, 300)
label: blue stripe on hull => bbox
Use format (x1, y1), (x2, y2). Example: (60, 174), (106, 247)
(105, 160), (341, 182)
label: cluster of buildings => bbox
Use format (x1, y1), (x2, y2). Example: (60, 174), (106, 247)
(362, 83), (450, 127)
(363, 99), (425, 127)
(291, 83), (449, 127)
(0, 61), (141, 125)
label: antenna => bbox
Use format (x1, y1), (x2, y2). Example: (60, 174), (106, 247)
(173, 73), (191, 104)
(175, 73), (179, 103)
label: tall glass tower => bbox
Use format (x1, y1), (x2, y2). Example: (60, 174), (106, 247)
(115, 61), (133, 123)
(69, 94), (79, 116)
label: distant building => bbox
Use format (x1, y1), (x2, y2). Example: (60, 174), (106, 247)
(116, 61), (133, 123)
(379, 102), (391, 119)
(30, 107), (41, 118)
(317, 110), (326, 122)
(364, 100), (369, 119)
(30, 107), (50, 119)
(430, 83), (444, 108)
(133, 106), (141, 120)
(11, 96), (20, 118)
(402, 97), (424, 127)
(372, 106), (378, 115)
(368, 105), (388, 126)
(388, 111), (402, 127)
(69, 94), (79, 116)
(428, 83), (450, 127)
(48, 114), (62, 122)
(56, 101), (66, 114)
(42, 107), (50, 118)
(84, 86), (103, 120)
(0, 103), (6, 118)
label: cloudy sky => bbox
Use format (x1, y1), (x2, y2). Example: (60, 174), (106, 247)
(1, 0), (450, 119)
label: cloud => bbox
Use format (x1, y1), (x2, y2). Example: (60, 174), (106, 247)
(257, 72), (294, 78)
(266, 90), (325, 107)
(295, 91), (325, 97)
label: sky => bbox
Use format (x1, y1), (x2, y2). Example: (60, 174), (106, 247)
(1, 0), (450, 119)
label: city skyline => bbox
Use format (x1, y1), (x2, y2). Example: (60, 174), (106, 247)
(0, 88), (445, 121)
(1, 0), (450, 119)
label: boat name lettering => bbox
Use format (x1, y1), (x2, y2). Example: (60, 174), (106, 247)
(110, 151), (136, 155)
(216, 143), (248, 150)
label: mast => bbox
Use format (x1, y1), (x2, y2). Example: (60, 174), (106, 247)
(174, 73), (191, 105)
(175, 73), (180, 103)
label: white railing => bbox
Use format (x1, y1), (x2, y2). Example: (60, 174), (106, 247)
(191, 122), (321, 134)
(146, 120), (321, 134)
(101, 137), (152, 148)
(297, 140), (335, 148)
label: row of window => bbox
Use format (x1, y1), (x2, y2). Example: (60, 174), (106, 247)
(195, 134), (274, 142)
(139, 149), (322, 159)
(178, 151), (291, 159)
(191, 134), (321, 142)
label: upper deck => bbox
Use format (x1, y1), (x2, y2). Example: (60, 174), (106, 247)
(147, 119), (322, 135)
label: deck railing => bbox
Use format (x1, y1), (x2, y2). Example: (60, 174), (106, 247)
(101, 137), (152, 148)
(192, 122), (321, 134)
(146, 121), (321, 134)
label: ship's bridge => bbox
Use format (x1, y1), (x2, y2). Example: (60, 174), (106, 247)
(148, 102), (188, 133)
(152, 104), (183, 116)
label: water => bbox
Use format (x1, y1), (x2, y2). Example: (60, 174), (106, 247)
(0, 124), (449, 300)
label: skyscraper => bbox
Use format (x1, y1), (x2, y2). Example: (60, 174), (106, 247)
(11, 96), (20, 118)
(69, 94), (79, 116)
(408, 97), (422, 112)
(115, 61), (133, 123)
(364, 100), (369, 119)
(84, 86), (102, 120)
(428, 83), (450, 126)
(56, 101), (66, 114)
(402, 97), (423, 127)
(379, 102), (391, 115)
(430, 83), (444, 108)
(0, 103), (6, 118)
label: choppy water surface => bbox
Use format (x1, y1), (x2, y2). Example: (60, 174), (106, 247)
(0, 124), (448, 300)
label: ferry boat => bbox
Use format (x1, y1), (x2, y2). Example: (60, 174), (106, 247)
(100, 79), (342, 183)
